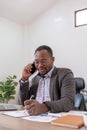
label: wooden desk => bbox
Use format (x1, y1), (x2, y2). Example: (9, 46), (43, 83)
(0, 106), (87, 130)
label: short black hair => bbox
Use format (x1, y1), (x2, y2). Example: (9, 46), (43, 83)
(34, 45), (53, 56)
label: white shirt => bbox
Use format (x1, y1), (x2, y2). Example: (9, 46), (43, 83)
(36, 66), (54, 103)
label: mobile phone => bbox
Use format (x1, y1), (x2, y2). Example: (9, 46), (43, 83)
(30, 63), (36, 74)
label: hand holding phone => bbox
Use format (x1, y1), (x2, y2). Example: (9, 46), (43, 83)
(22, 63), (36, 81)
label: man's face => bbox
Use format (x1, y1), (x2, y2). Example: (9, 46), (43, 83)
(34, 50), (54, 75)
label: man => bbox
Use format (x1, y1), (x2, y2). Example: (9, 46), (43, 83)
(19, 45), (76, 115)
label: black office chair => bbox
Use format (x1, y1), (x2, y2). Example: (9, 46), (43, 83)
(74, 77), (86, 111)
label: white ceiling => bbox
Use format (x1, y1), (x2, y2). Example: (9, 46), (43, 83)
(0, 0), (58, 24)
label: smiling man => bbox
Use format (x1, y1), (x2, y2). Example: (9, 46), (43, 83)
(19, 45), (75, 115)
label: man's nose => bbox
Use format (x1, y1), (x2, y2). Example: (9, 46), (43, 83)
(38, 63), (43, 67)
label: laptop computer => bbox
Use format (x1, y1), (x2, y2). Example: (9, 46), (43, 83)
(0, 104), (17, 111)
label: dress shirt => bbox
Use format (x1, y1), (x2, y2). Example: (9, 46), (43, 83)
(36, 66), (54, 103)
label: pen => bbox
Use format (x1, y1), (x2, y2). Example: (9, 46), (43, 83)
(30, 95), (34, 100)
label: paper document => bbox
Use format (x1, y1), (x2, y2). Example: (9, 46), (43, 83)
(48, 112), (67, 117)
(2, 110), (29, 117)
(3, 110), (86, 122)
(22, 114), (57, 122)
(68, 110), (87, 116)
(48, 111), (87, 117)
(2, 110), (57, 122)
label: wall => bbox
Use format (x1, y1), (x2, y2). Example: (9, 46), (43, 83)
(0, 17), (24, 79)
(0, 17), (24, 103)
(23, 0), (87, 88)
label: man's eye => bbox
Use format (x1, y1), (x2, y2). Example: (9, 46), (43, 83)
(35, 60), (47, 65)
(35, 61), (39, 64)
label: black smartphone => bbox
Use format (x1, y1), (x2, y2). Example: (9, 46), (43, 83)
(30, 63), (36, 74)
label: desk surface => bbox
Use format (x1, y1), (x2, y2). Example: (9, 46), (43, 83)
(0, 105), (87, 130)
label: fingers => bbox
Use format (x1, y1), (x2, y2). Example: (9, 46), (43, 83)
(24, 100), (35, 115)
(22, 63), (33, 80)
(24, 100), (27, 106)
(25, 105), (34, 115)
(24, 65), (30, 73)
(25, 63), (33, 73)
(24, 99), (31, 105)
(24, 101), (34, 109)
(24, 100), (34, 109)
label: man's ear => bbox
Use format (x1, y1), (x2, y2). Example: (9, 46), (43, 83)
(52, 56), (55, 62)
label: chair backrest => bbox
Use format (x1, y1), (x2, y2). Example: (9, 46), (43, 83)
(75, 77), (85, 93)
(74, 77), (86, 111)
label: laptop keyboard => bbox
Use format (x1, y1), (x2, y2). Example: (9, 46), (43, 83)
(0, 104), (17, 111)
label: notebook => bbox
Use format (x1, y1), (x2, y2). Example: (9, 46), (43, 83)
(0, 104), (17, 111)
(51, 115), (84, 128)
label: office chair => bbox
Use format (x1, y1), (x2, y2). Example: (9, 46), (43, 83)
(74, 77), (86, 111)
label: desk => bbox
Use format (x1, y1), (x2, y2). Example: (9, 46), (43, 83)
(0, 106), (87, 130)
(0, 113), (87, 130)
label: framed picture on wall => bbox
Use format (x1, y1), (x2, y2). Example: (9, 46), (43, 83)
(75, 8), (87, 27)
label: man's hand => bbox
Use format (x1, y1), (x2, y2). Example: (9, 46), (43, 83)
(24, 99), (49, 115)
(21, 63), (33, 81)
